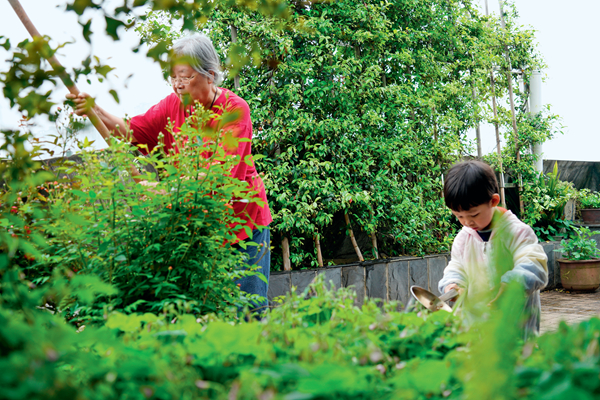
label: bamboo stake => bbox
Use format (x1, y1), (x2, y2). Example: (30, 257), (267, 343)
(8, 0), (141, 180)
(498, 0), (524, 215)
(230, 25), (241, 90)
(344, 212), (364, 262)
(314, 234), (324, 267)
(472, 86), (482, 159)
(368, 207), (379, 259)
(490, 72), (507, 208)
(484, 0), (506, 208)
(282, 236), (292, 271)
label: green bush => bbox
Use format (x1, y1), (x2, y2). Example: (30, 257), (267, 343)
(578, 189), (600, 209)
(556, 226), (600, 261)
(519, 162), (575, 241)
(2, 274), (600, 400)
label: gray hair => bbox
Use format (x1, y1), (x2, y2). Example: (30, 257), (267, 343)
(172, 33), (224, 87)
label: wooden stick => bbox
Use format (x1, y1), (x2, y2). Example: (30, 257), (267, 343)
(484, 0), (506, 208)
(344, 212), (364, 262)
(368, 207), (379, 259)
(229, 26), (241, 90)
(282, 236), (291, 271)
(498, 0), (524, 215)
(8, 0), (111, 142)
(8, 0), (141, 180)
(314, 234), (323, 267)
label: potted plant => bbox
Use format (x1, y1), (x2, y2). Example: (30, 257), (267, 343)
(577, 189), (600, 224)
(556, 226), (600, 291)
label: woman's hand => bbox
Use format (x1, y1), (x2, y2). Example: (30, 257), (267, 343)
(65, 92), (94, 116)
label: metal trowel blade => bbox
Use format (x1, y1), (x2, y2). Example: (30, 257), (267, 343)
(410, 286), (455, 313)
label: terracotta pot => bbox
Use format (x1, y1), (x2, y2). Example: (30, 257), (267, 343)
(558, 258), (600, 291)
(581, 208), (600, 224)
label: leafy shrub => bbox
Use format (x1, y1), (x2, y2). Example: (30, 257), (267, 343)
(578, 189), (600, 209)
(518, 319), (600, 399)
(0, 275), (465, 400)
(556, 226), (600, 261)
(520, 162), (575, 241)
(31, 107), (270, 322)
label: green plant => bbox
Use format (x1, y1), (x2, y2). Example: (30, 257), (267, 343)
(578, 189), (600, 209)
(519, 162), (575, 241)
(556, 226), (600, 261)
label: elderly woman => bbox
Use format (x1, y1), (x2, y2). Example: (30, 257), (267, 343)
(67, 33), (272, 313)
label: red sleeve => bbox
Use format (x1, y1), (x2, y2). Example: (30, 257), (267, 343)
(129, 95), (173, 154)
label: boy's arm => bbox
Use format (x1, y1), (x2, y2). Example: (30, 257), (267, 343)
(503, 227), (548, 294)
(438, 233), (468, 294)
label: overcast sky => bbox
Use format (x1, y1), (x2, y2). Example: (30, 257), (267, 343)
(0, 0), (598, 161)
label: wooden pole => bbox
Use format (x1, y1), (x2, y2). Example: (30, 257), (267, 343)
(368, 207), (379, 259)
(472, 86), (482, 159)
(282, 236), (292, 271)
(344, 212), (364, 262)
(485, 0), (506, 208)
(490, 72), (507, 208)
(498, 0), (524, 215)
(314, 234), (324, 267)
(230, 25), (241, 91)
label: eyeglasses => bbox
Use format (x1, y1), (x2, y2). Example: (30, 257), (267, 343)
(170, 75), (197, 85)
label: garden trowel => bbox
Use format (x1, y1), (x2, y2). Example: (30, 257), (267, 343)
(408, 286), (459, 313)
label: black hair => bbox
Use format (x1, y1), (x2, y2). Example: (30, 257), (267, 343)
(444, 160), (499, 211)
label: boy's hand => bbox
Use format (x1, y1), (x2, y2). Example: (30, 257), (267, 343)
(444, 284), (463, 301)
(487, 282), (507, 307)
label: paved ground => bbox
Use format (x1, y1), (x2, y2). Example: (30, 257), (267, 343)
(540, 287), (600, 334)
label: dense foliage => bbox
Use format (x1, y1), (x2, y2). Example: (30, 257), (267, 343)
(136, 0), (561, 269)
(3, 274), (600, 400)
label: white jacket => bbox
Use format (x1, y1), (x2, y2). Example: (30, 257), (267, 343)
(438, 209), (548, 335)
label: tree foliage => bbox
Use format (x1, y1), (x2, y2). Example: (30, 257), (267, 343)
(136, 0), (559, 268)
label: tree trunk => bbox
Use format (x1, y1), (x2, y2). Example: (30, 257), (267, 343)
(344, 212), (364, 262)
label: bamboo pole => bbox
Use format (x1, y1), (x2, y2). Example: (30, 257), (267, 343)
(230, 25), (241, 90)
(490, 72), (507, 208)
(314, 234), (324, 267)
(282, 236), (292, 271)
(498, 0), (524, 215)
(472, 86), (482, 159)
(484, 0), (506, 208)
(368, 207), (379, 259)
(344, 212), (364, 262)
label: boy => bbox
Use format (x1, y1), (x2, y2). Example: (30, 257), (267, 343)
(438, 160), (548, 335)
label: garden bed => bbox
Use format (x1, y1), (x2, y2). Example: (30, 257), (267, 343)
(268, 240), (569, 305)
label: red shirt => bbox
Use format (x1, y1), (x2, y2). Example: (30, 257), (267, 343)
(129, 89), (272, 241)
